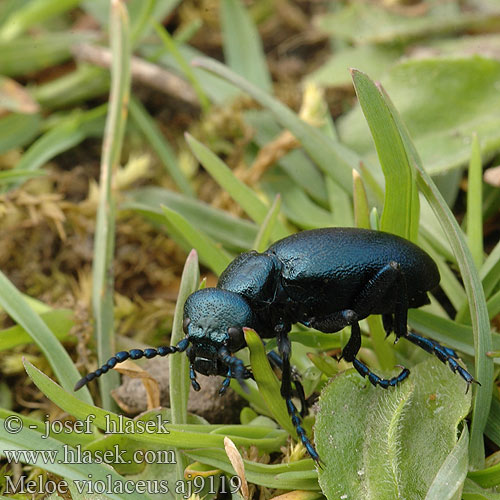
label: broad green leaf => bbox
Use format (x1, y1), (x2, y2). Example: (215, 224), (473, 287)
(425, 426), (468, 500)
(340, 57), (500, 176)
(306, 45), (402, 89)
(316, 2), (500, 45)
(316, 358), (471, 499)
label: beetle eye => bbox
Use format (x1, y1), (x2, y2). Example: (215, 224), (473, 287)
(183, 317), (190, 334)
(227, 326), (243, 338)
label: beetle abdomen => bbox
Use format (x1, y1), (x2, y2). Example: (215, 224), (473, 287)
(267, 227), (439, 314)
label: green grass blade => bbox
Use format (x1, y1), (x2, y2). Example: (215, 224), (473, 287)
(220, 0), (272, 92)
(0, 0), (81, 41)
(161, 205), (232, 275)
(185, 132), (289, 238)
(192, 56), (358, 194)
(129, 96), (195, 197)
(169, 250), (199, 476)
(0, 419), (147, 500)
(123, 186), (257, 251)
(466, 134), (484, 270)
(8, 106), (106, 187)
(244, 328), (295, 437)
(153, 22), (210, 112)
(0, 309), (73, 351)
(376, 81), (493, 469)
(0, 271), (92, 404)
(253, 194), (283, 252)
(92, 0), (131, 410)
(351, 69), (419, 241)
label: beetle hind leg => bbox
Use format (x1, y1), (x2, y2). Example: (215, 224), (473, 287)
(405, 331), (478, 391)
(343, 321), (410, 389)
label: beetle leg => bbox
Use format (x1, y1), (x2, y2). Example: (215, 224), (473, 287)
(405, 332), (479, 392)
(189, 365), (201, 391)
(275, 324), (320, 463)
(343, 321), (410, 388)
(218, 346), (250, 392)
(219, 367), (232, 395)
(267, 349), (308, 417)
(74, 338), (190, 391)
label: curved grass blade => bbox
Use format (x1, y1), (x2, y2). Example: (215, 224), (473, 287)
(129, 96), (195, 197)
(161, 205), (232, 275)
(375, 79), (493, 469)
(220, 0), (272, 93)
(92, 0), (131, 410)
(351, 69), (419, 242)
(244, 328), (295, 437)
(169, 249), (199, 476)
(185, 132), (288, 239)
(192, 57), (358, 195)
(0, 271), (92, 404)
(254, 194), (283, 252)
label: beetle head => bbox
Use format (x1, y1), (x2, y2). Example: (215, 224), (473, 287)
(183, 288), (254, 378)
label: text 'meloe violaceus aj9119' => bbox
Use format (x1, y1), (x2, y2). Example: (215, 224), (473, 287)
(75, 227), (478, 463)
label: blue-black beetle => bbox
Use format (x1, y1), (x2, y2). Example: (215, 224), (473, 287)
(75, 227), (477, 462)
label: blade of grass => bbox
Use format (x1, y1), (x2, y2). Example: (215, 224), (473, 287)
(0, 271), (92, 404)
(0, 420), (147, 500)
(244, 328), (295, 437)
(353, 170), (396, 370)
(466, 133), (483, 270)
(161, 205), (232, 275)
(185, 132), (289, 239)
(24, 360), (287, 452)
(351, 69), (419, 242)
(123, 186), (257, 251)
(153, 22), (210, 113)
(192, 56), (358, 194)
(375, 79), (492, 469)
(7, 105), (106, 189)
(220, 0), (272, 92)
(92, 0), (131, 410)
(129, 96), (195, 197)
(253, 194), (283, 252)
(0, 0), (82, 41)
(169, 250), (199, 477)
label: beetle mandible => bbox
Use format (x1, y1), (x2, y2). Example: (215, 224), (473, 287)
(75, 227), (477, 463)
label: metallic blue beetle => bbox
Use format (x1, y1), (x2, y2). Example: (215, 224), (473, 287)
(75, 227), (476, 462)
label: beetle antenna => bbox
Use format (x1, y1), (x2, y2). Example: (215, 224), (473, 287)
(74, 338), (190, 391)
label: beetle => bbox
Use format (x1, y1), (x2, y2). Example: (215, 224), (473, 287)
(75, 227), (477, 463)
